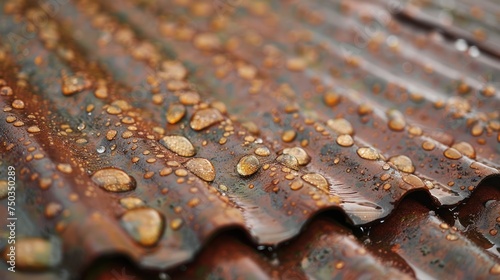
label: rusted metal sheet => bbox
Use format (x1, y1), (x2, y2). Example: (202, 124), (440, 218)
(0, 0), (499, 279)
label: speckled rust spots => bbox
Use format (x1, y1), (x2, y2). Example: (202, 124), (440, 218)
(91, 168), (137, 192)
(336, 134), (354, 147)
(302, 173), (329, 193)
(451, 142), (476, 159)
(2, 238), (61, 270)
(185, 158), (216, 182)
(444, 148), (462, 160)
(327, 118), (354, 135)
(160, 135), (196, 157)
(12, 99), (25, 109)
(190, 108), (224, 131)
(237, 155), (260, 176)
(282, 130), (297, 142)
(166, 104), (186, 124)
(120, 208), (164, 247)
(357, 147), (381, 160)
(282, 147), (311, 166)
(388, 155), (415, 173)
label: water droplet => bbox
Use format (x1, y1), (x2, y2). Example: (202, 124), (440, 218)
(255, 147), (271, 157)
(276, 154), (299, 170)
(121, 208), (164, 247)
(27, 126), (41, 133)
(119, 197), (145, 209)
(282, 147), (311, 165)
(5, 238), (61, 270)
(388, 155), (415, 173)
(96, 146), (106, 154)
(170, 218), (183, 230)
(179, 91), (200, 105)
(185, 158), (216, 182)
(302, 173), (329, 193)
(357, 103), (373, 115)
(422, 141), (435, 151)
(451, 142), (475, 159)
(62, 73), (91, 95)
(57, 163), (72, 174)
(445, 234), (458, 241)
(282, 130), (296, 142)
(193, 33), (221, 51)
(237, 64), (257, 80)
(402, 174), (424, 188)
(0, 181), (8, 199)
(482, 85), (496, 97)
(327, 118), (354, 135)
(160, 60), (187, 80)
(106, 130), (117, 140)
(470, 123), (483, 137)
(5, 116), (16, 123)
(237, 155), (260, 176)
(77, 123), (86, 131)
(190, 108), (223, 131)
(386, 109), (406, 131)
(91, 168), (136, 192)
(290, 179), (303, 191)
(12, 99), (25, 109)
(443, 148), (462, 160)
(106, 105), (122, 115)
(175, 169), (188, 177)
(336, 134), (354, 147)
(323, 92), (340, 107)
(44, 202), (62, 218)
(166, 104), (186, 124)
(490, 264), (500, 275)
(408, 126), (422, 136)
(160, 135), (196, 157)
(286, 57), (306, 71)
(357, 147), (381, 160)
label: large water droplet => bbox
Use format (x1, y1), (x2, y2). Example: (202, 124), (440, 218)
(276, 154), (299, 170)
(166, 104), (186, 124)
(282, 147), (311, 165)
(190, 108), (224, 131)
(443, 148), (462, 160)
(185, 158), (216, 182)
(91, 168), (136, 192)
(302, 173), (329, 193)
(451, 141), (475, 159)
(160, 135), (196, 157)
(336, 134), (354, 147)
(327, 118), (354, 135)
(388, 155), (415, 173)
(120, 208), (164, 247)
(237, 155), (260, 176)
(357, 147), (381, 160)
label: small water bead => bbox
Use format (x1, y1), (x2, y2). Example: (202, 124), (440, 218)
(119, 197), (145, 209)
(193, 33), (221, 51)
(237, 155), (260, 176)
(106, 130), (117, 140)
(185, 158), (216, 182)
(179, 91), (200, 105)
(106, 105), (122, 115)
(170, 218), (183, 230)
(302, 173), (329, 193)
(120, 208), (164, 247)
(402, 174), (425, 188)
(326, 118), (354, 135)
(282, 147), (311, 166)
(12, 99), (25, 109)
(357, 147), (382, 160)
(91, 168), (136, 192)
(388, 155), (415, 173)
(276, 154), (299, 170)
(255, 147), (271, 157)
(190, 108), (224, 131)
(160, 60), (187, 80)
(290, 179), (304, 191)
(27, 126), (41, 133)
(61, 74), (91, 95)
(96, 146), (106, 154)
(282, 130), (297, 142)
(451, 142), (476, 159)
(160, 135), (196, 157)
(336, 134), (354, 147)
(5, 116), (16, 123)
(166, 104), (186, 124)
(57, 163), (73, 174)
(323, 92), (340, 107)
(444, 148), (462, 160)
(422, 141), (435, 151)
(386, 109), (406, 131)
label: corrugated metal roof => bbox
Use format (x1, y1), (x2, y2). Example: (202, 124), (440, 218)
(0, 0), (499, 279)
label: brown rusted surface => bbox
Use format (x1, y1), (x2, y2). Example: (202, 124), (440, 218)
(0, 0), (499, 279)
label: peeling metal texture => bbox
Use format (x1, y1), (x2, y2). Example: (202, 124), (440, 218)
(0, 0), (499, 279)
